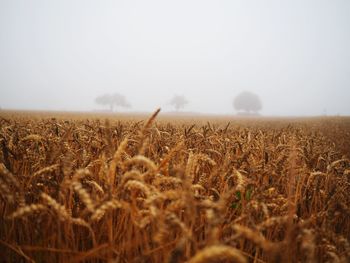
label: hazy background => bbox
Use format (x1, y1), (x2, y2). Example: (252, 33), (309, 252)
(1, 0), (349, 116)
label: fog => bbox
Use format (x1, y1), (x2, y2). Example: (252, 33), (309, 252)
(1, 0), (350, 116)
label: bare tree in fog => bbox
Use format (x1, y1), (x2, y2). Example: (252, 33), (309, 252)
(170, 95), (188, 111)
(95, 93), (131, 112)
(233, 91), (262, 114)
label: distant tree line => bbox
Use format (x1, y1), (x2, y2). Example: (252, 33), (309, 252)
(170, 95), (188, 111)
(95, 91), (262, 114)
(233, 91), (262, 114)
(95, 93), (131, 112)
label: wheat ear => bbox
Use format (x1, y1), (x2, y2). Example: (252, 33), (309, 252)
(188, 245), (246, 263)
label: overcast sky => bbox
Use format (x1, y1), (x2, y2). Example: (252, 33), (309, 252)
(0, 0), (349, 116)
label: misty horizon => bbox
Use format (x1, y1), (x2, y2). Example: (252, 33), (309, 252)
(1, 0), (350, 116)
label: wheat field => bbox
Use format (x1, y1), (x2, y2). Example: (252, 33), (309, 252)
(0, 109), (349, 262)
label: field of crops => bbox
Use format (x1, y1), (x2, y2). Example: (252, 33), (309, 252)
(0, 110), (349, 262)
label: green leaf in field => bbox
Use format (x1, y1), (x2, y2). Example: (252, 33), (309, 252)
(235, 191), (241, 201)
(231, 202), (238, 209)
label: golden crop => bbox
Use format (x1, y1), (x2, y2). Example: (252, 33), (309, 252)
(0, 110), (349, 262)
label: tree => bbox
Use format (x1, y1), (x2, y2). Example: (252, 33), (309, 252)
(233, 91), (262, 113)
(95, 93), (131, 111)
(170, 95), (188, 111)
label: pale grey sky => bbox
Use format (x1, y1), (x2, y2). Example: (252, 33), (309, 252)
(0, 0), (349, 116)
